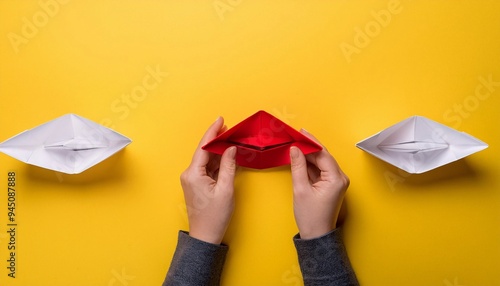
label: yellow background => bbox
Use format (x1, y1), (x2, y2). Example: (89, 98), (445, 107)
(1, 1), (499, 285)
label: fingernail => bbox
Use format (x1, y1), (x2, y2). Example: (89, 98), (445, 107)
(228, 146), (237, 159)
(290, 146), (299, 160)
(214, 116), (221, 123)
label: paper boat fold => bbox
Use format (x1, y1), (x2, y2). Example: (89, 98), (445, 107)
(0, 114), (132, 174)
(356, 116), (488, 174)
(202, 110), (322, 169)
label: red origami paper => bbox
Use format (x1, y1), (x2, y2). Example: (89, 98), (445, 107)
(202, 110), (322, 169)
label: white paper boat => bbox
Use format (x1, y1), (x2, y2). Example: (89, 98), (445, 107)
(0, 114), (131, 174)
(356, 116), (488, 174)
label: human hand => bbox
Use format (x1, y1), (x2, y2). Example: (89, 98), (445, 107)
(290, 130), (350, 240)
(180, 117), (237, 244)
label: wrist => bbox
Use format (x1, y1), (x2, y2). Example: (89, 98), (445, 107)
(298, 224), (333, 240)
(188, 229), (223, 245)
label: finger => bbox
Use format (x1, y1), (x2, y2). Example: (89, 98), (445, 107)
(218, 125), (228, 135)
(290, 146), (310, 191)
(306, 162), (320, 183)
(206, 154), (222, 179)
(300, 128), (327, 151)
(300, 129), (343, 177)
(305, 150), (341, 172)
(216, 146), (237, 192)
(191, 117), (225, 168)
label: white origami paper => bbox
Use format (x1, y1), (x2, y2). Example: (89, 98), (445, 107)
(0, 114), (131, 174)
(356, 116), (488, 174)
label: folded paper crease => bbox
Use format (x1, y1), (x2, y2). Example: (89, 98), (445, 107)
(0, 114), (131, 174)
(356, 116), (488, 174)
(203, 110), (322, 169)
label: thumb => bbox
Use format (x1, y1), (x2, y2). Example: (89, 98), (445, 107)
(290, 146), (309, 191)
(216, 146), (237, 190)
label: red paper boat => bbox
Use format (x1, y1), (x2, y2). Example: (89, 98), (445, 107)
(202, 110), (322, 169)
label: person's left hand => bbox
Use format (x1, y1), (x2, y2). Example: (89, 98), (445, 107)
(180, 117), (237, 244)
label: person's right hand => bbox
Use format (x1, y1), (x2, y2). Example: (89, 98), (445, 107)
(289, 130), (350, 239)
(180, 117), (237, 245)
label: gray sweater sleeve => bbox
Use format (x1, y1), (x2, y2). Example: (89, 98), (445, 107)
(293, 229), (359, 286)
(163, 231), (228, 286)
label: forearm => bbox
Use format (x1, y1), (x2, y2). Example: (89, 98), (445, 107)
(163, 231), (228, 286)
(294, 228), (359, 286)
